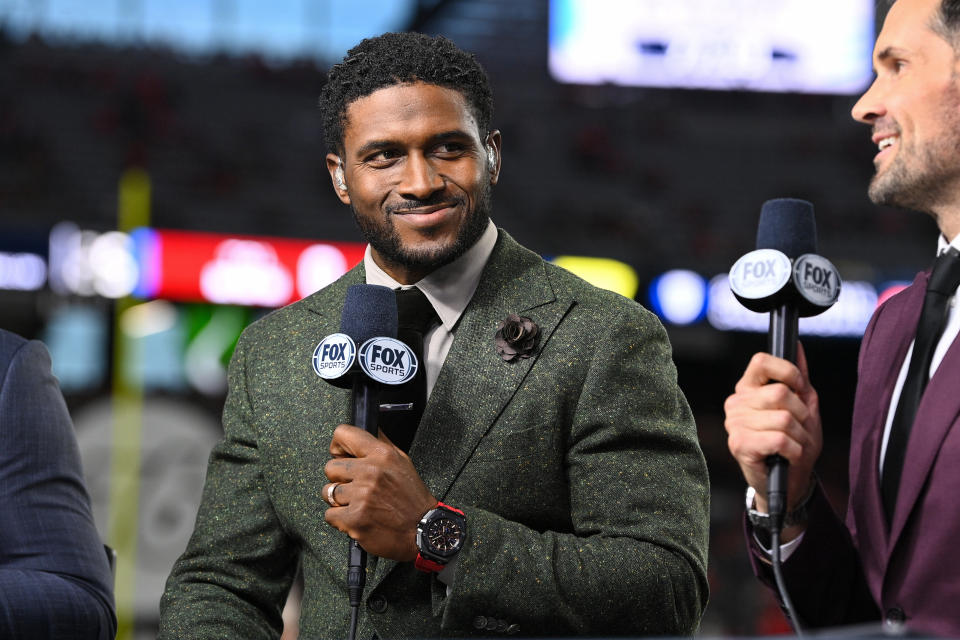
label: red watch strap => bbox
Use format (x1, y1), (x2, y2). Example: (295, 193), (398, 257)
(415, 553), (446, 573)
(436, 502), (464, 516)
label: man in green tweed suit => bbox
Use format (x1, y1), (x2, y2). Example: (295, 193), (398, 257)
(160, 32), (708, 638)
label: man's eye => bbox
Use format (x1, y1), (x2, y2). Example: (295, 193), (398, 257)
(433, 143), (467, 156)
(366, 150), (401, 165)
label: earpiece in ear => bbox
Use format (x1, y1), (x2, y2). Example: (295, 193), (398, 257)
(335, 163), (347, 191)
(486, 145), (496, 172)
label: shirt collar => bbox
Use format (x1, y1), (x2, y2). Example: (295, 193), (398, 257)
(363, 219), (499, 331)
(939, 233), (960, 256)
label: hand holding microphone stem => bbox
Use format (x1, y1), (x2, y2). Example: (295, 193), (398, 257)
(323, 424), (437, 561)
(724, 345), (822, 541)
(724, 198), (840, 540)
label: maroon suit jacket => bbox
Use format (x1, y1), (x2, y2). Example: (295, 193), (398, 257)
(747, 270), (960, 636)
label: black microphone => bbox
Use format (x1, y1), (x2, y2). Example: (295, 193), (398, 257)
(314, 284), (398, 389)
(728, 199), (841, 636)
(338, 285), (399, 437)
(729, 198), (841, 528)
(313, 284), (398, 640)
(314, 283), (422, 419)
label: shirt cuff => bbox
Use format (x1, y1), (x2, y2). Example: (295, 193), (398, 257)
(437, 556), (458, 596)
(754, 530), (805, 562)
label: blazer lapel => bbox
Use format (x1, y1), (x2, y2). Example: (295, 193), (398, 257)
(890, 282), (960, 549)
(848, 273), (925, 571)
(370, 231), (570, 587)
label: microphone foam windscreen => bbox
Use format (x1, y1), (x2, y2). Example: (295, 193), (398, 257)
(340, 284), (398, 343)
(756, 198), (818, 258)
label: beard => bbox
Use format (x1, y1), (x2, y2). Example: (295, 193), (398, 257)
(868, 136), (960, 212)
(351, 184), (493, 275)
(868, 85), (960, 213)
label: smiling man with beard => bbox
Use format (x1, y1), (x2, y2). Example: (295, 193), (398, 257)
(724, 0), (960, 635)
(159, 32), (709, 639)
(334, 80), (495, 284)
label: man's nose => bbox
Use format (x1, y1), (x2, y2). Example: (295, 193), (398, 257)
(399, 153), (444, 199)
(851, 77), (885, 125)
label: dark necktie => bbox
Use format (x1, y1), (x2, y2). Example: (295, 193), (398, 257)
(881, 247), (960, 523)
(379, 287), (439, 453)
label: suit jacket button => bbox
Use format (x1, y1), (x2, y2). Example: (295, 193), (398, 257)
(506, 623), (521, 635)
(473, 616), (488, 629)
(367, 594), (388, 614)
(885, 606), (905, 625)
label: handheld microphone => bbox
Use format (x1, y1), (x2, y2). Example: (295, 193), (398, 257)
(729, 198), (841, 528)
(728, 199), (841, 636)
(334, 282), (399, 437)
(314, 284), (398, 389)
(312, 284), (420, 640)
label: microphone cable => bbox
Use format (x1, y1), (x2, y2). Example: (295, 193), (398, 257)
(766, 456), (804, 637)
(347, 537), (365, 640)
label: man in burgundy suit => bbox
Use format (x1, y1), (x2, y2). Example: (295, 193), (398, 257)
(725, 0), (960, 635)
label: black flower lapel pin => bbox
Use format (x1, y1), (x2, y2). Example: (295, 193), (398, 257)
(494, 314), (540, 362)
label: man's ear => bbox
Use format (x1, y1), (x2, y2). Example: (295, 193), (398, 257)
(326, 153), (351, 204)
(485, 130), (502, 186)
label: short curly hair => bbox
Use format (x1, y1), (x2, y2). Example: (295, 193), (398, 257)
(318, 32), (494, 154)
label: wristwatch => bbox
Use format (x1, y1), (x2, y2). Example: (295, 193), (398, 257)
(415, 502), (467, 573)
(745, 484), (813, 531)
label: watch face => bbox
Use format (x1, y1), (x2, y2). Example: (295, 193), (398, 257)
(426, 516), (464, 557)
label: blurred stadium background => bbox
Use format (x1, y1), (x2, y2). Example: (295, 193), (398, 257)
(0, 1), (931, 637)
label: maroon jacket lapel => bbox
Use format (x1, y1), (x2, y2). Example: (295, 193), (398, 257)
(847, 272), (925, 587)
(889, 304), (960, 549)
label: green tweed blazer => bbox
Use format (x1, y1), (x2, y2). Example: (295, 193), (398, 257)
(159, 230), (709, 638)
